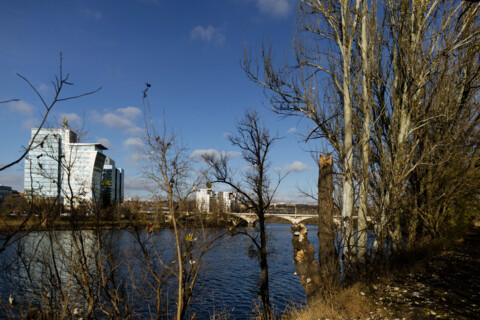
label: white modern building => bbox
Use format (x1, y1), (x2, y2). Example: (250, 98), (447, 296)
(196, 188), (214, 213)
(196, 188), (236, 213)
(24, 128), (124, 206)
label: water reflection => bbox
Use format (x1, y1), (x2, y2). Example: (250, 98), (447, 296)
(0, 224), (314, 319)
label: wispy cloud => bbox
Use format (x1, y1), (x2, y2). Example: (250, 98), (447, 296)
(38, 83), (50, 94)
(190, 25), (226, 45)
(60, 112), (82, 126)
(91, 107), (142, 135)
(284, 161), (312, 173)
(21, 118), (39, 130)
(287, 127), (297, 134)
(117, 106), (142, 119)
(8, 100), (34, 116)
(123, 137), (147, 166)
(190, 148), (242, 160)
(123, 137), (144, 149)
(253, 0), (294, 18)
(125, 177), (148, 191)
(79, 9), (102, 20)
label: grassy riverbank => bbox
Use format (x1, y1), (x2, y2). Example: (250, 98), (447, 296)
(284, 225), (480, 320)
(0, 215), (308, 232)
(0, 217), (154, 231)
(0, 216), (233, 232)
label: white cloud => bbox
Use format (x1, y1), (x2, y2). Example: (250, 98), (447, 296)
(123, 137), (144, 149)
(228, 151), (243, 158)
(126, 152), (149, 166)
(80, 9), (102, 20)
(190, 25), (226, 45)
(190, 148), (242, 160)
(21, 118), (39, 130)
(287, 127), (297, 134)
(254, 0), (293, 17)
(123, 137), (147, 166)
(92, 107), (142, 135)
(38, 83), (50, 94)
(125, 177), (147, 191)
(8, 100), (34, 116)
(284, 161), (312, 173)
(190, 149), (218, 159)
(60, 112), (82, 125)
(97, 138), (112, 149)
(117, 106), (142, 119)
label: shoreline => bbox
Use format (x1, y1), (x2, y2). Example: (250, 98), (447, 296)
(0, 216), (313, 232)
(286, 226), (480, 320)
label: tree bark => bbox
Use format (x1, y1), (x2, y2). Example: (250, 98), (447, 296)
(317, 154), (339, 289)
(357, 0), (371, 263)
(292, 223), (321, 302)
(258, 214), (272, 318)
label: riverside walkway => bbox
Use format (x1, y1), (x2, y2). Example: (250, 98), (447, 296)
(365, 226), (480, 319)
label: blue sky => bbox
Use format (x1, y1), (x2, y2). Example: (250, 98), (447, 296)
(0, 0), (324, 203)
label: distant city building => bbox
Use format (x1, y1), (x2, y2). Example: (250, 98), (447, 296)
(195, 188), (236, 213)
(24, 128), (124, 206)
(196, 188), (215, 213)
(101, 157), (124, 204)
(102, 157), (116, 203)
(0, 185), (18, 204)
(216, 191), (236, 213)
(115, 168), (124, 203)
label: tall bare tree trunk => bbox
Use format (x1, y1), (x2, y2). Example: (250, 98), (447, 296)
(171, 197), (184, 320)
(317, 154), (339, 289)
(258, 214), (272, 318)
(339, 0), (361, 259)
(358, 0), (371, 262)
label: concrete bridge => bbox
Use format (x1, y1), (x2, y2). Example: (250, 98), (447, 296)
(229, 212), (342, 226)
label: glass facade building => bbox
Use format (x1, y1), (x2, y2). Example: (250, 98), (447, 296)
(101, 157), (124, 204)
(24, 128), (124, 206)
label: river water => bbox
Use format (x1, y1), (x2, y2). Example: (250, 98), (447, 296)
(0, 223), (318, 319)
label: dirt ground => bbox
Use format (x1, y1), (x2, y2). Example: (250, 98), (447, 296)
(364, 227), (480, 320)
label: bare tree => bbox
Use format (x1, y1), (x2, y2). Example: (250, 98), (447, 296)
(203, 109), (285, 318)
(0, 54), (101, 254)
(3, 122), (132, 319)
(243, 0), (365, 277)
(0, 53), (101, 172)
(368, 0), (480, 251)
(140, 85), (222, 320)
(244, 0), (480, 267)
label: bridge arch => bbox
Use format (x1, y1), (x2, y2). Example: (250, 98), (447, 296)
(229, 212), (319, 225)
(229, 212), (258, 226)
(265, 214), (316, 224)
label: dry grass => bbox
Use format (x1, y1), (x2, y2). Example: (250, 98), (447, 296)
(282, 284), (371, 320)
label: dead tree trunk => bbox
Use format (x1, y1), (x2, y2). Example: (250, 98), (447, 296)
(291, 223), (320, 302)
(317, 154), (339, 291)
